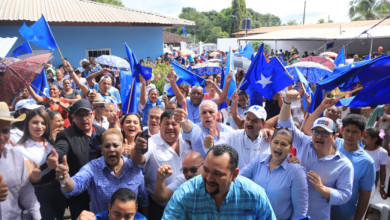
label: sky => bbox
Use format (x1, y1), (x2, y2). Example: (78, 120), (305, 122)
(122, 0), (352, 25)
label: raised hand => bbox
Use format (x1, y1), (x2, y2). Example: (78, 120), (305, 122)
(167, 69), (176, 82)
(156, 164), (173, 180)
(76, 210), (96, 220)
(55, 155), (69, 181)
(47, 148), (59, 169)
(231, 91), (238, 103)
(30, 161), (42, 182)
(174, 100), (188, 125)
(107, 111), (119, 124)
(87, 89), (97, 103)
(134, 132), (147, 154)
(320, 98), (337, 109)
(284, 90), (301, 103)
(226, 70), (233, 83)
(0, 173), (8, 202)
(139, 75), (146, 84)
(304, 92), (311, 104)
(204, 129), (215, 149)
(52, 128), (62, 139)
(123, 139), (132, 156)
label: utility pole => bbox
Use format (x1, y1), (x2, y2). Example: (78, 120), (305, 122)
(232, 15), (239, 38)
(303, 0), (306, 25)
(328, 15), (330, 23)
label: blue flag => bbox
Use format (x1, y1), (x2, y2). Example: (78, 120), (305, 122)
(294, 66), (313, 111)
(364, 54), (370, 60)
(167, 78), (190, 95)
(13, 42), (32, 57)
(234, 42), (254, 60)
(18, 15), (58, 51)
(245, 44), (294, 100)
(171, 62), (205, 86)
(125, 43), (152, 81)
(222, 46), (236, 99)
(307, 88), (324, 115)
(31, 69), (50, 97)
(120, 71), (140, 114)
(239, 80), (263, 107)
(199, 55), (207, 62)
(182, 27), (187, 36)
(334, 46), (346, 67)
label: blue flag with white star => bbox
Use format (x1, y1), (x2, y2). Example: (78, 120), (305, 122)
(245, 43), (293, 100)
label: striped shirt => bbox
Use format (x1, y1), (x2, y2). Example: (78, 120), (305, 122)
(162, 175), (277, 220)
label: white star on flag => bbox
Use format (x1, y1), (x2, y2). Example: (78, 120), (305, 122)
(256, 73), (273, 88)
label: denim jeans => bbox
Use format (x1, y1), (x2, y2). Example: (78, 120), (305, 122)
(34, 181), (67, 220)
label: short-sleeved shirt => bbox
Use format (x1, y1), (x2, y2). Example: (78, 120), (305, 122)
(60, 89), (80, 99)
(364, 147), (389, 172)
(51, 80), (64, 90)
(43, 97), (70, 128)
(92, 83), (121, 104)
(167, 174), (186, 192)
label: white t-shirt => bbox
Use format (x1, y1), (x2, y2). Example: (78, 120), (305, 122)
(10, 128), (23, 144)
(167, 174), (186, 192)
(17, 139), (54, 176)
(365, 147), (389, 172)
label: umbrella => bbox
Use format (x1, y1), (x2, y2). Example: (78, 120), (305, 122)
(345, 58), (354, 65)
(0, 53), (52, 104)
(319, 52), (338, 58)
(179, 49), (195, 57)
(209, 52), (220, 57)
(286, 62), (332, 83)
(95, 55), (130, 69)
(297, 56), (336, 71)
(0, 57), (20, 70)
(233, 57), (251, 69)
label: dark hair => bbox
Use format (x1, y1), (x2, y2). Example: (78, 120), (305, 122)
(148, 88), (159, 96)
(48, 110), (61, 120)
(110, 188), (138, 207)
(342, 114), (366, 133)
(237, 90), (249, 99)
(365, 127), (383, 146)
(18, 109), (54, 145)
(120, 113), (143, 143)
(160, 110), (175, 123)
(205, 144), (238, 173)
(271, 129), (293, 148)
(37, 101), (51, 110)
(50, 84), (62, 91)
(82, 62), (91, 69)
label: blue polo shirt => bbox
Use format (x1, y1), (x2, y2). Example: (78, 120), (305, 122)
(96, 209), (147, 220)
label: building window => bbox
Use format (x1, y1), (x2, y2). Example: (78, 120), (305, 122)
(86, 48), (111, 59)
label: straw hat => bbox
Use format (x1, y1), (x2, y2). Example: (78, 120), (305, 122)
(0, 102), (26, 122)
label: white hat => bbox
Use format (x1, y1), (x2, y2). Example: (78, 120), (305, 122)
(79, 59), (88, 67)
(15, 100), (45, 112)
(245, 105), (267, 120)
(312, 117), (337, 133)
(0, 102), (25, 122)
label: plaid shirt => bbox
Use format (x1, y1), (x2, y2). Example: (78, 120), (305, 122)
(162, 175), (276, 220)
(62, 156), (148, 213)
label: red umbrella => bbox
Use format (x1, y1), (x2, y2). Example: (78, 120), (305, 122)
(298, 56), (336, 71)
(0, 53), (52, 104)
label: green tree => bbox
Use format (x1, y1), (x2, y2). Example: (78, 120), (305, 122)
(251, 41), (269, 51)
(287, 20), (298, 25)
(349, 0), (390, 20)
(231, 0), (248, 35)
(179, 8), (214, 42)
(90, 0), (124, 7)
(205, 27), (229, 43)
(317, 18), (325, 23)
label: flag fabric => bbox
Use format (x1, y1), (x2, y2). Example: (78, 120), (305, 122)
(294, 66), (313, 111)
(171, 62), (205, 86)
(199, 55), (207, 62)
(234, 42), (254, 60)
(245, 43), (294, 100)
(31, 69), (50, 97)
(18, 15), (58, 51)
(239, 80), (263, 107)
(334, 46), (346, 67)
(120, 71), (140, 114)
(221, 46), (236, 99)
(218, 66), (228, 110)
(307, 88), (324, 115)
(364, 54), (370, 60)
(326, 42), (335, 50)
(13, 42), (32, 57)
(182, 27), (187, 36)
(167, 78), (190, 95)
(125, 43), (152, 81)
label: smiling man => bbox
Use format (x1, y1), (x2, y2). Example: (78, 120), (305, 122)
(162, 144), (276, 220)
(145, 106), (165, 136)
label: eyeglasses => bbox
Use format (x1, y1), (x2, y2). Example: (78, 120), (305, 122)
(93, 106), (105, 110)
(180, 163), (204, 174)
(312, 129), (331, 138)
(75, 112), (93, 120)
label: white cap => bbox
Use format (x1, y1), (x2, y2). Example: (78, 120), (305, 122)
(312, 117), (337, 133)
(245, 105), (267, 120)
(15, 99), (45, 111)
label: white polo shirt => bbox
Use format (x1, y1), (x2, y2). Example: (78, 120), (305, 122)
(17, 139), (54, 176)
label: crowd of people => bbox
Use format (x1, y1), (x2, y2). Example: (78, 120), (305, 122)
(0, 45), (388, 220)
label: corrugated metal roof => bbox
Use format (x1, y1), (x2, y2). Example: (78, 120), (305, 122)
(233, 20), (390, 35)
(0, 0), (195, 26)
(238, 26), (390, 41)
(0, 37), (17, 57)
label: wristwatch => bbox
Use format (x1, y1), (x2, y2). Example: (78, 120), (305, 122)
(60, 173), (70, 187)
(283, 97), (291, 106)
(381, 184), (386, 188)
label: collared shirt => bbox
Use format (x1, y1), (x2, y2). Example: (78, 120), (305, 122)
(62, 156), (148, 214)
(278, 117), (354, 220)
(331, 139), (376, 220)
(88, 130), (102, 161)
(230, 105), (249, 130)
(142, 132), (192, 207)
(162, 175), (277, 220)
(217, 129), (270, 169)
(182, 120), (233, 158)
(182, 98), (201, 123)
(0, 145), (41, 220)
(240, 154), (308, 220)
(93, 116), (110, 130)
(17, 139), (53, 176)
(167, 174), (186, 192)
(95, 209), (147, 220)
(93, 83), (122, 104)
(10, 127), (23, 144)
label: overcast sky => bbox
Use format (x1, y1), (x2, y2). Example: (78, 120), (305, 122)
(123, 0), (351, 25)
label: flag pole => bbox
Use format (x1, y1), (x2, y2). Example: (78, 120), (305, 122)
(57, 47), (64, 59)
(300, 84), (310, 131)
(126, 77), (135, 114)
(275, 56), (293, 78)
(236, 77), (245, 92)
(27, 42), (34, 55)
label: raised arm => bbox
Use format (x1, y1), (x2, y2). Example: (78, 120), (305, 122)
(85, 68), (109, 88)
(154, 164), (174, 203)
(231, 91), (244, 128)
(302, 98), (338, 136)
(27, 86), (44, 102)
(139, 75), (147, 106)
(167, 69), (185, 107)
(174, 100), (192, 133)
(215, 70), (233, 106)
(62, 59), (89, 95)
(264, 115), (280, 129)
(279, 90), (300, 121)
(206, 79), (222, 96)
(130, 132), (147, 165)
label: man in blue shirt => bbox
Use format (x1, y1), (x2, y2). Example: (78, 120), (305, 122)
(278, 90), (354, 220)
(162, 144), (276, 219)
(82, 62), (92, 78)
(175, 51), (186, 65)
(86, 70), (121, 106)
(77, 188), (147, 220)
(302, 99), (376, 220)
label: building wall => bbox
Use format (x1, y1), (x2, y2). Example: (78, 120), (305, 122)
(1, 25), (163, 68)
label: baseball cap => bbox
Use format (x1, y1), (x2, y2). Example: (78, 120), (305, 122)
(312, 117), (337, 133)
(245, 105), (267, 120)
(15, 100), (45, 112)
(71, 99), (92, 114)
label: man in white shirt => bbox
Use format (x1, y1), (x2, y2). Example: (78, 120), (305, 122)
(145, 106), (165, 137)
(154, 151), (204, 203)
(131, 110), (192, 220)
(90, 93), (110, 130)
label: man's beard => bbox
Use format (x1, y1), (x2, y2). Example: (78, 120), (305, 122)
(203, 178), (219, 196)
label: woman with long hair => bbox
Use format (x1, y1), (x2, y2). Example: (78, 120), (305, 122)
(120, 113), (143, 156)
(17, 109), (67, 220)
(48, 111), (64, 140)
(60, 79), (81, 103)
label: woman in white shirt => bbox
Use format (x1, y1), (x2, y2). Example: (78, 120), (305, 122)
(362, 127), (389, 200)
(17, 109), (67, 220)
(121, 113), (143, 156)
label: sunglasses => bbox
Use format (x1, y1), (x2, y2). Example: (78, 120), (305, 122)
(93, 106), (105, 110)
(312, 129), (331, 138)
(180, 163), (204, 174)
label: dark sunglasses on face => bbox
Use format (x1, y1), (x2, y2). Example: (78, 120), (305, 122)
(93, 106), (105, 110)
(312, 129), (331, 138)
(75, 112), (93, 120)
(180, 163), (204, 174)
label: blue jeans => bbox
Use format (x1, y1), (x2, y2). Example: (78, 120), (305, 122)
(34, 181), (67, 220)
